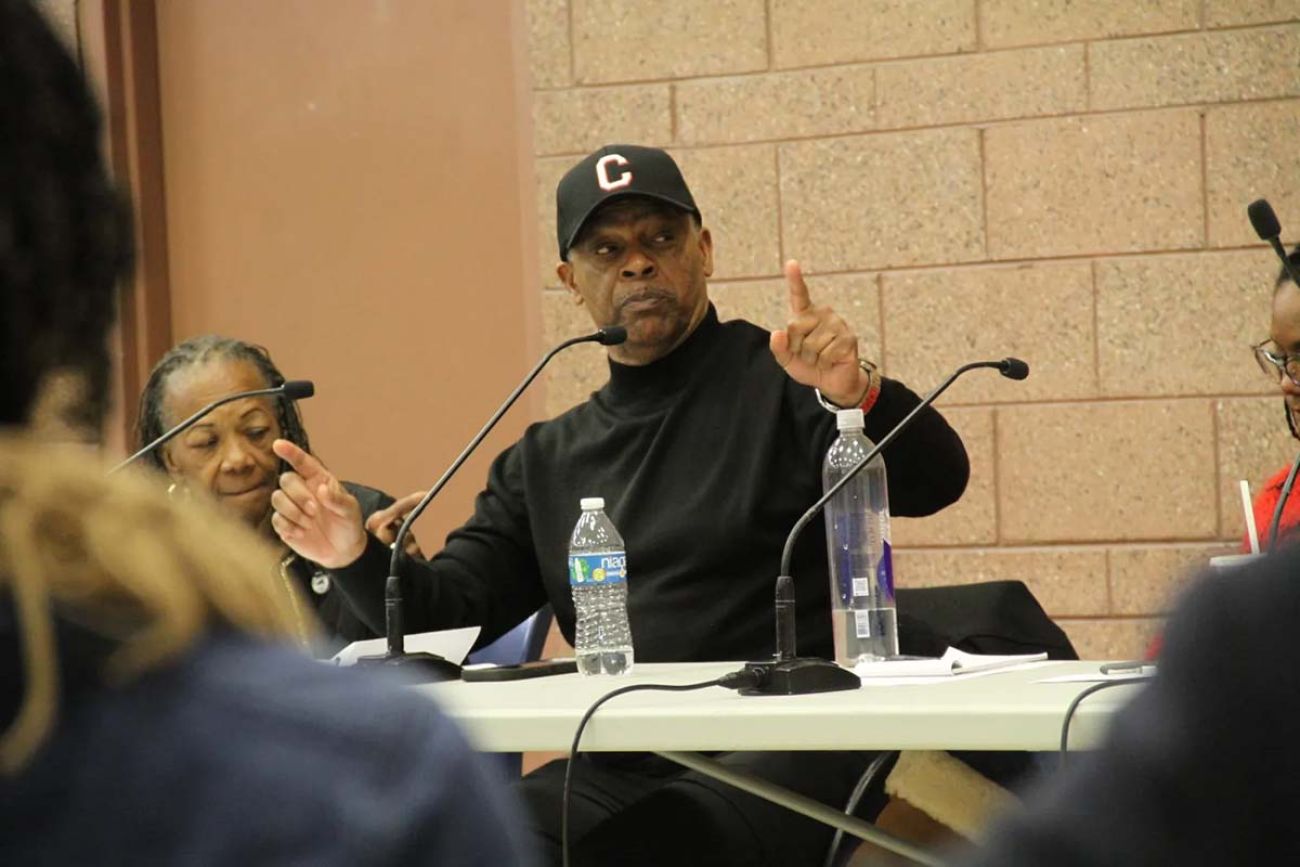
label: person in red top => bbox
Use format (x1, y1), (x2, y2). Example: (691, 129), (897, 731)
(1147, 246), (1300, 660)
(1247, 243), (1300, 550)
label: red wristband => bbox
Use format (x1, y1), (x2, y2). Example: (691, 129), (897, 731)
(860, 379), (881, 415)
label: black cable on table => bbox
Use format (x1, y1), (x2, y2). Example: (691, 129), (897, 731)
(1058, 677), (1153, 768)
(561, 669), (760, 867)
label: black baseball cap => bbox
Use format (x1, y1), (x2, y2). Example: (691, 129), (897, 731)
(556, 144), (701, 260)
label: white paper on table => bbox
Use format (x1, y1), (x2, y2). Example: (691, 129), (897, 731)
(855, 661), (1055, 687)
(331, 626), (481, 667)
(855, 647), (1048, 679)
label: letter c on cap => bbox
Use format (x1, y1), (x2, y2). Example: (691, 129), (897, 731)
(596, 154), (632, 191)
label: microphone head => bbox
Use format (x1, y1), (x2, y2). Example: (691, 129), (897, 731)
(999, 358), (1030, 381)
(281, 380), (315, 400)
(1249, 199), (1282, 241)
(596, 326), (628, 346)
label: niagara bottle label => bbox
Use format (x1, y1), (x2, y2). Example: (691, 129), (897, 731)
(568, 553), (627, 586)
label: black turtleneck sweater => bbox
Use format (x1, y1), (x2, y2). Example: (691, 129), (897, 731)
(331, 305), (969, 662)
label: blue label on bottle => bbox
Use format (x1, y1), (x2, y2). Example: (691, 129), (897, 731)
(568, 553), (627, 586)
(877, 540), (894, 599)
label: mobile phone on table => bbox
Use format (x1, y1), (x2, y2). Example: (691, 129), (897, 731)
(1099, 660), (1156, 676)
(461, 658), (578, 682)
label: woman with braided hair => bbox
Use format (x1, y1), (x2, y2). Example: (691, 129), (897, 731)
(134, 334), (419, 648)
(135, 337), (314, 529)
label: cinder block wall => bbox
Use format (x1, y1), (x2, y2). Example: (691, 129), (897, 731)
(525, 0), (1300, 658)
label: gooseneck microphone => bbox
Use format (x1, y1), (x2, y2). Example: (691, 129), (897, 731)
(737, 357), (1030, 696)
(1248, 199), (1300, 289)
(360, 326), (628, 680)
(111, 380), (315, 473)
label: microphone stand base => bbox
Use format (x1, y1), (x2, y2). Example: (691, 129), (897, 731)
(738, 657), (860, 696)
(355, 651), (462, 683)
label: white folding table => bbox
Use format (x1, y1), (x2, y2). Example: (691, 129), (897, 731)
(419, 661), (1145, 864)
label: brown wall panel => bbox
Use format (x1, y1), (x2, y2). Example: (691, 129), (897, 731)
(154, 0), (540, 547)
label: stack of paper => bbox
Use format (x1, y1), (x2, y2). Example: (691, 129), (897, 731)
(855, 647), (1047, 678)
(331, 626), (481, 666)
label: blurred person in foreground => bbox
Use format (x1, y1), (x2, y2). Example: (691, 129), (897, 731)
(960, 545), (1300, 865)
(134, 334), (420, 651)
(0, 1), (530, 863)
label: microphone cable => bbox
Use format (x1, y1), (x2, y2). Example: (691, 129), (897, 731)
(820, 751), (895, 867)
(1267, 448), (1300, 552)
(1058, 676), (1154, 768)
(561, 668), (761, 867)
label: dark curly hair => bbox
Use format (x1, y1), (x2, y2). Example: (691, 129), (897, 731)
(134, 336), (311, 472)
(0, 0), (134, 429)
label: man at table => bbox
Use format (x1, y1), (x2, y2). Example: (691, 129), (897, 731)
(271, 144), (970, 865)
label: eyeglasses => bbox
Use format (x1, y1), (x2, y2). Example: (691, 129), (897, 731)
(1254, 340), (1300, 387)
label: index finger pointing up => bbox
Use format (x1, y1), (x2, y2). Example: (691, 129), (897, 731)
(272, 438), (326, 479)
(785, 259), (812, 314)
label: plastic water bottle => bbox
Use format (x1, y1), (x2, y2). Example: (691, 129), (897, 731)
(568, 497), (634, 676)
(823, 408), (898, 665)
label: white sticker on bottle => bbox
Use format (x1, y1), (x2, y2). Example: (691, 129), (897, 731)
(852, 578), (871, 597)
(854, 610), (873, 638)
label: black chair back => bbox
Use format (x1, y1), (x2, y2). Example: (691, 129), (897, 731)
(896, 580), (1078, 661)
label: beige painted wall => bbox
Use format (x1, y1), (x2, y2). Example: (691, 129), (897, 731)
(152, 0), (540, 548)
(524, 0), (1300, 658)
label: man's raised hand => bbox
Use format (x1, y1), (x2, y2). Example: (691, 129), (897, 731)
(769, 259), (871, 408)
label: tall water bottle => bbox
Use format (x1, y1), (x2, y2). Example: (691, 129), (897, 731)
(568, 497), (634, 676)
(823, 408), (898, 665)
